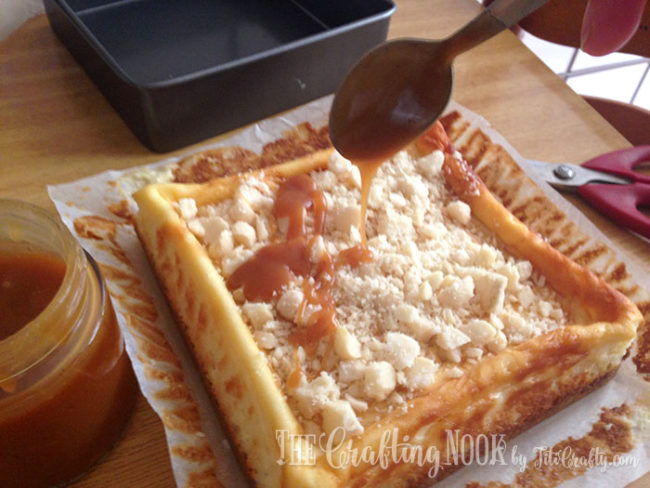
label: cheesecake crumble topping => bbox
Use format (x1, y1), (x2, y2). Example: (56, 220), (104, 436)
(177, 148), (567, 439)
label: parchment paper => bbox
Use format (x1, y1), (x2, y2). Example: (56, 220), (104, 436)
(48, 96), (650, 488)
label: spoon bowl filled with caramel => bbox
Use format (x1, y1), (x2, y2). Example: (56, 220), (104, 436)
(329, 0), (550, 164)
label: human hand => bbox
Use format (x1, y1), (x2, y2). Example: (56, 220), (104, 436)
(581, 0), (649, 55)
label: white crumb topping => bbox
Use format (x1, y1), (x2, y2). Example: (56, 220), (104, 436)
(446, 200), (471, 225)
(334, 327), (362, 360)
(178, 198), (198, 220)
(363, 361), (397, 401)
(179, 149), (568, 439)
(322, 400), (364, 441)
(293, 371), (340, 419)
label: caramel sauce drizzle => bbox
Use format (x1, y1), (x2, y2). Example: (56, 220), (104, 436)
(273, 173), (327, 240)
(227, 239), (312, 302)
(227, 171), (373, 362)
(286, 351), (303, 390)
(336, 244), (374, 269)
(356, 159), (383, 247)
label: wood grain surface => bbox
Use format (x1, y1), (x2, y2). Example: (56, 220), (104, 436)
(0, 0), (648, 486)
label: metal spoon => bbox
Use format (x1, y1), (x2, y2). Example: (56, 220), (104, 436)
(329, 0), (550, 163)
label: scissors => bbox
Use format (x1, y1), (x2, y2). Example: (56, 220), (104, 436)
(526, 146), (650, 240)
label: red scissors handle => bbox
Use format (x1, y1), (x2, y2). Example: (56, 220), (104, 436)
(578, 182), (650, 239)
(582, 145), (650, 184)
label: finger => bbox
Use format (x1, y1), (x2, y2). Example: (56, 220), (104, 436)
(581, 0), (648, 56)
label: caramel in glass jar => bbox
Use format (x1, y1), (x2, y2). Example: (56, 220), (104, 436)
(0, 200), (138, 488)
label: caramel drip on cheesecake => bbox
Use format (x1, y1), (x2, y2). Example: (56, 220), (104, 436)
(227, 173), (372, 359)
(273, 173), (327, 240)
(227, 239), (311, 302)
(336, 245), (373, 268)
(355, 157), (383, 248)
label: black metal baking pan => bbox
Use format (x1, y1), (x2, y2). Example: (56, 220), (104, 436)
(43, 0), (396, 152)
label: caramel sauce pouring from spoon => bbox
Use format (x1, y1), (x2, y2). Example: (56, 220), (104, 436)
(329, 0), (550, 164)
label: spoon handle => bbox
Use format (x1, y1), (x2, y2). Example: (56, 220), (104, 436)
(488, 0), (551, 28)
(442, 0), (550, 59)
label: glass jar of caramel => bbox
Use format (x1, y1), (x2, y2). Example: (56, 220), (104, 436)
(0, 200), (138, 488)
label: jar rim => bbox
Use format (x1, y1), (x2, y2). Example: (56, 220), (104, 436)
(0, 199), (92, 383)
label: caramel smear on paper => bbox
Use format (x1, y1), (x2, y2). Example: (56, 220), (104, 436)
(466, 404), (635, 488)
(108, 198), (133, 221)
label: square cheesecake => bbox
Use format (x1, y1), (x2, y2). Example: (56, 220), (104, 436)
(133, 123), (641, 487)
